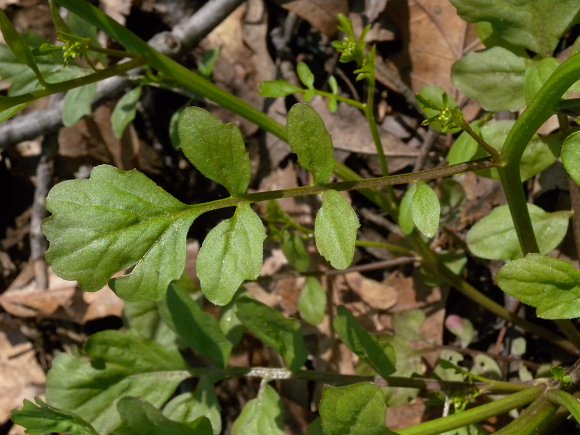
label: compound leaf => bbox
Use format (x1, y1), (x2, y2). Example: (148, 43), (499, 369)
(11, 398), (98, 435)
(562, 131), (580, 185)
(196, 204), (266, 306)
(43, 165), (198, 301)
(315, 190), (359, 269)
(287, 103), (335, 185)
(178, 107), (251, 196)
(231, 385), (285, 435)
(451, 47), (526, 111)
(161, 283), (233, 368)
(467, 204), (571, 260)
(46, 331), (188, 434)
(334, 306), (396, 379)
(320, 383), (392, 435)
(236, 297), (308, 372)
(450, 0), (580, 57)
(411, 182), (440, 238)
(112, 397), (212, 435)
(497, 254), (580, 319)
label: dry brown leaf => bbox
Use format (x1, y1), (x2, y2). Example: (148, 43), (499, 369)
(386, 0), (479, 94)
(99, 0), (131, 25)
(0, 270), (123, 323)
(345, 271), (398, 310)
(0, 315), (45, 425)
(273, 0), (348, 36)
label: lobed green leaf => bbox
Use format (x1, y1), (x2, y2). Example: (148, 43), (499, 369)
(236, 297), (308, 372)
(46, 331), (188, 434)
(231, 385), (285, 435)
(314, 190), (359, 269)
(43, 165), (197, 301)
(562, 131), (580, 185)
(320, 383), (392, 435)
(466, 203), (571, 260)
(112, 397), (212, 435)
(287, 103), (335, 185)
(178, 107), (251, 196)
(11, 398), (98, 435)
(497, 254), (580, 319)
(196, 204), (266, 306)
(334, 306), (396, 379)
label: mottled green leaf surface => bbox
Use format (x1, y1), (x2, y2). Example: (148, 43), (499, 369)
(178, 107), (251, 196)
(450, 0), (580, 57)
(112, 397), (211, 435)
(287, 103), (335, 185)
(334, 306), (396, 379)
(452, 47), (526, 111)
(498, 254), (580, 319)
(237, 297), (308, 372)
(46, 331), (188, 434)
(411, 182), (440, 238)
(231, 385), (285, 435)
(467, 204), (571, 260)
(315, 190), (359, 269)
(43, 165), (197, 301)
(320, 383), (392, 435)
(196, 204), (266, 305)
(11, 398), (98, 435)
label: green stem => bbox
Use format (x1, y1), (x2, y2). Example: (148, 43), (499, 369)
(494, 396), (560, 435)
(499, 51), (580, 255)
(0, 57), (146, 112)
(546, 389), (580, 425)
(313, 89), (365, 110)
(461, 119), (503, 163)
(398, 384), (545, 435)
(355, 240), (415, 256)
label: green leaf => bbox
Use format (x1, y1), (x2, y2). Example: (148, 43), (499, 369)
(447, 120), (560, 181)
(62, 82), (97, 127)
(197, 47), (220, 78)
(43, 165), (197, 301)
(314, 190), (359, 269)
(231, 385), (285, 435)
(259, 80), (302, 98)
(451, 47), (527, 111)
(0, 10), (48, 86)
(320, 383), (392, 435)
(497, 254), (580, 319)
(178, 107), (251, 196)
(281, 231), (310, 273)
(334, 306), (396, 379)
(524, 57), (560, 105)
(161, 283), (233, 368)
(287, 103), (335, 185)
(163, 377), (222, 435)
(562, 131), (580, 185)
(411, 182), (440, 238)
(398, 184), (417, 235)
(112, 86), (142, 138)
(298, 277), (327, 326)
(0, 101), (31, 123)
(219, 297), (245, 347)
(197, 204), (266, 306)
(297, 62), (315, 89)
(46, 331), (188, 434)
(450, 0), (580, 57)
(236, 297), (308, 372)
(466, 203), (571, 260)
(11, 398), (98, 435)
(112, 397), (212, 435)
(447, 123), (483, 166)
(124, 300), (177, 346)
